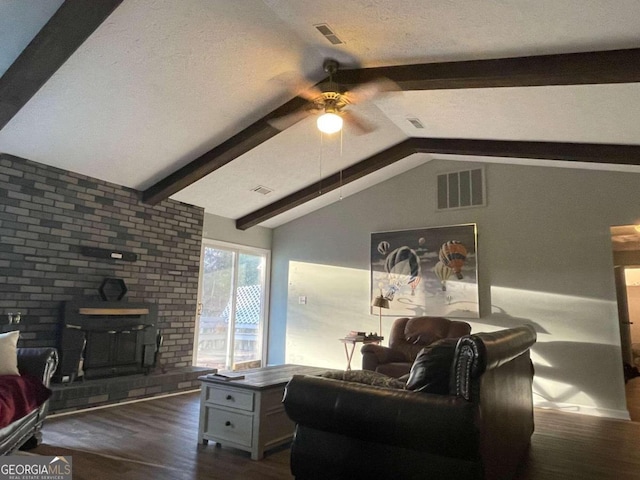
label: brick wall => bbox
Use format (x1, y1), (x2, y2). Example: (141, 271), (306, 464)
(0, 154), (204, 371)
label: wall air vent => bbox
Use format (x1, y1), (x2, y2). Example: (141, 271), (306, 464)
(251, 185), (273, 195)
(314, 23), (344, 45)
(437, 167), (485, 210)
(407, 117), (425, 129)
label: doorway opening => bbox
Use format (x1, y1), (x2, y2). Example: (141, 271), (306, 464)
(611, 224), (640, 420)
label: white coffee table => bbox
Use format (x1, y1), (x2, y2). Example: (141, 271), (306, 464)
(197, 364), (325, 460)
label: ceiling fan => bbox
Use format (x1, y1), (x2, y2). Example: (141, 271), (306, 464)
(268, 59), (396, 135)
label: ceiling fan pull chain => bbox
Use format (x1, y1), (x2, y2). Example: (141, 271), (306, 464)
(339, 129), (343, 200)
(318, 132), (324, 194)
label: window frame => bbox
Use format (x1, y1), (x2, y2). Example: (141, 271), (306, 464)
(193, 239), (271, 369)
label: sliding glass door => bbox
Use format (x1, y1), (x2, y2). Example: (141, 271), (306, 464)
(194, 241), (269, 370)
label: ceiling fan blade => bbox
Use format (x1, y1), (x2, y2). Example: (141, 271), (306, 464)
(268, 108), (316, 131)
(272, 71), (323, 101)
(342, 110), (376, 135)
(297, 86), (324, 102)
(343, 77), (399, 104)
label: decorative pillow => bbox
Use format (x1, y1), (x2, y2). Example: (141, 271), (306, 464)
(321, 370), (406, 389)
(0, 374), (52, 428)
(405, 338), (458, 393)
(0, 331), (20, 376)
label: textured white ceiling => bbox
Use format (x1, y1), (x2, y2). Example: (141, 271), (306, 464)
(381, 84), (640, 144)
(1, 0), (640, 228)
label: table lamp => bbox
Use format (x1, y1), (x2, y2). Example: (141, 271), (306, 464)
(372, 294), (390, 337)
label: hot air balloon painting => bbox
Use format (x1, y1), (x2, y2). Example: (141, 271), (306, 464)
(438, 241), (467, 279)
(384, 246), (421, 297)
(433, 261), (453, 291)
(371, 224), (478, 318)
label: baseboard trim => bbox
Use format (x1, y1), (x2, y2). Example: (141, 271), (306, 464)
(534, 400), (630, 420)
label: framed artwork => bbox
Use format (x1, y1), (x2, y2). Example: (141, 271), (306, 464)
(370, 224), (478, 318)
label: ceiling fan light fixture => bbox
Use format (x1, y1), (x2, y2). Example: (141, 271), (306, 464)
(317, 112), (343, 134)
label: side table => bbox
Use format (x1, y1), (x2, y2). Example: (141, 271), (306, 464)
(339, 337), (382, 371)
(198, 364), (325, 460)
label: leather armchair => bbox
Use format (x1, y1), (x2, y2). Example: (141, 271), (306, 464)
(0, 347), (58, 455)
(362, 316), (471, 377)
(284, 325), (536, 480)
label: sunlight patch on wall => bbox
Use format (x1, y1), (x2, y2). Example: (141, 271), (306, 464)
(285, 261), (373, 370)
(283, 271), (628, 416)
(488, 285), (626, 415)
(488, 286), (620, 343)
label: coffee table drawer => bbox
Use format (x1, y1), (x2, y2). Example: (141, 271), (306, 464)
(205, 407), (253, 447)
(205, 385), (254, 411)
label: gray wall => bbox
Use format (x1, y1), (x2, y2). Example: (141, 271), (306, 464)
(270, 159), (640, 418)
(202, 212), (271, 249)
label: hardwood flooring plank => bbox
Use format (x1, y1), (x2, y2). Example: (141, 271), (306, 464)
(32, 390), (640, 479)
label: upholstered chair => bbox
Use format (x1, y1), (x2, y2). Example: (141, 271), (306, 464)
(361, 316), (471, 377)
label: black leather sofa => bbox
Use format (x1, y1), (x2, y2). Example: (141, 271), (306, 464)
(0, 348), (59, 455)
(283, 325), (536, 480)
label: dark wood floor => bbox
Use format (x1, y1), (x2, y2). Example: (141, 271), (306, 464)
(30, 390), (640, 480)
(626, 376), (640, 421)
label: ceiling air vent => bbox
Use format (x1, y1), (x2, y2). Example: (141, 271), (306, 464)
(314, 23), (344, 45)
(251, 185), (273, 195)
(407, 118), (425, 129)
(437, 168), (485, 210)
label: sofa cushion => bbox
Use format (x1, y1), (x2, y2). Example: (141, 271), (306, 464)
(0, 374), (52, 428)
(405, 338), (459, 393)
(0, 331), (20, 376)
(321, 370), (406, 389)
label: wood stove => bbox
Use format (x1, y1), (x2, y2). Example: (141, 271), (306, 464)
(55, 299), (159, 383)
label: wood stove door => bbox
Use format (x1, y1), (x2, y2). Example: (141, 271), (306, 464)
(84, 331), (144, 372)
(115, 331), (143, 365)
(84, 331), (112, 368)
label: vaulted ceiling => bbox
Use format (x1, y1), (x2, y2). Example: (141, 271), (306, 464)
(1, 1), (640, 231)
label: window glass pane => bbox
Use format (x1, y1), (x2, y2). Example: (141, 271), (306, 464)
(232, 253), (264, 369)
(195, 244), (267, 371)
(196, 247), (234, 370)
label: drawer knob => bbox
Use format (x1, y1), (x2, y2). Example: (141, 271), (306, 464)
(226, 395), (233, 401)
(225, 421), (231, 427)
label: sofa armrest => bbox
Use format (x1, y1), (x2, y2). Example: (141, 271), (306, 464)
(17, 348), (59, 387)
(360, 344), (408, 369)
(283, 375), (478, 459)
(452, 325), (536, 400)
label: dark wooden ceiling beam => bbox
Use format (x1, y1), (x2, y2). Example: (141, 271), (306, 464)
(144, 48), (640, 206)
(337, 48), (640, 90)
(235, 141), (413, 230)
(235, 138), (640, 230)
(0, 0), (124, 130)
(411, 138), (640, 165)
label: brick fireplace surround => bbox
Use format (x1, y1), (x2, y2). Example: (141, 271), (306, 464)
(0, 154), (214, 413)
